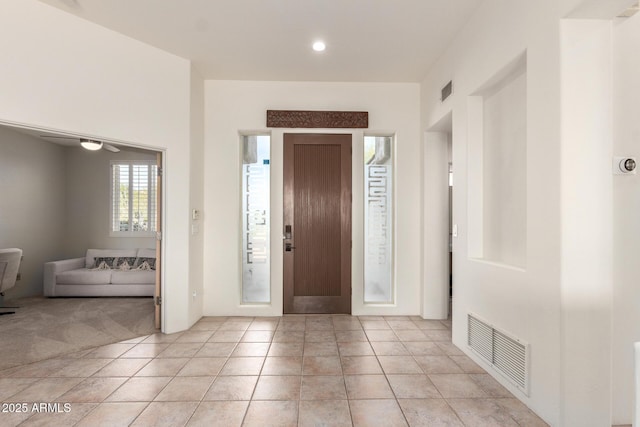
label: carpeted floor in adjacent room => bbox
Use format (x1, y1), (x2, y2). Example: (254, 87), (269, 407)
(0, 296), (156, 371)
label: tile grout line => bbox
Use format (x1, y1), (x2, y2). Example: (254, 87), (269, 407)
(238, 317), (274, 427)
(380, 319), (413, 427)
(182, 321), (258, 427)
(341, 316), (361, 427)
(406, 318), (466, 427)
(427, 319), (470, 427)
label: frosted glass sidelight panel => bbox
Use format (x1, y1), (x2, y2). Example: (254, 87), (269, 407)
(364, 136), (393, 303)
(241, 135), (271, 303)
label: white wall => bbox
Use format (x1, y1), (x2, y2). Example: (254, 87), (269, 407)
(203, 81), (421, 316)
(421, 0), (633, 425)
(612, 12), (640, 424)
(65, 147), (157, 257)
(0, 0), (194, 333)
(420, 0), (579, 424)
(0, 127), (67, 299)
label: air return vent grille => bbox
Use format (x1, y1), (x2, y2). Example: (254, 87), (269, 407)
(467, 313), (529, 394)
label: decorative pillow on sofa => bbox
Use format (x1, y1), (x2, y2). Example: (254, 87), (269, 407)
(136, 257), (156, 271)
(115, 257), (137, 271)
(93, 257), (116, 270)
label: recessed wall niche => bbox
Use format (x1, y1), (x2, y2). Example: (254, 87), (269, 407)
(468, 53), (527, 268)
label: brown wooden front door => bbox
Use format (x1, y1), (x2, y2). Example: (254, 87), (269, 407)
(283, 133), (352, 314)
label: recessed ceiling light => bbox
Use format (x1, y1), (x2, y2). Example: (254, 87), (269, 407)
(312, 41), (326, 52)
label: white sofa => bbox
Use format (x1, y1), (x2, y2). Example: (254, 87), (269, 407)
(44, 249), (156, 297)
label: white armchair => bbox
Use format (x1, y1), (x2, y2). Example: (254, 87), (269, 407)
(0, 248), (22, 315)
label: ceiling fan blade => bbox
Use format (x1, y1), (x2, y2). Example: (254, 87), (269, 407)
(103, 143), (120, 153)
(56, 0), (81, 9)
(40, 135), (78, 140)
(40, 135), (120, 152)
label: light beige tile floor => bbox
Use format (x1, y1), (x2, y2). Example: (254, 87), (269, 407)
(0, 315), (548, 426)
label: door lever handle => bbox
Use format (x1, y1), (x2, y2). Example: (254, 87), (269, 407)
(285, 242), (296, 252)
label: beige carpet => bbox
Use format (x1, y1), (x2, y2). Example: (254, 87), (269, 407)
(0, 296), (156, 371)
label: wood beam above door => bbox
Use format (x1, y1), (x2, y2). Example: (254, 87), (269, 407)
(266, 110), (368, 128)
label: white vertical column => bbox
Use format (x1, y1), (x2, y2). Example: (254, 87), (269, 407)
(560, 19), (613, 426)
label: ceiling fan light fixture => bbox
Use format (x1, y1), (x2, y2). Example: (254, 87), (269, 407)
(80, 139), (103, 151)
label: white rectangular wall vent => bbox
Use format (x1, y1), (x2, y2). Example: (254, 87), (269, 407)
(467, 313), (529, 395)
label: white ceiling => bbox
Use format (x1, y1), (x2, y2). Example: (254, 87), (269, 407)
(38, 0), (482, 82)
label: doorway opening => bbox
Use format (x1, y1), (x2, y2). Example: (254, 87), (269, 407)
(423, 112), (453, 319)
(448, 138), (453, 312)
(0, 121), (163, 368)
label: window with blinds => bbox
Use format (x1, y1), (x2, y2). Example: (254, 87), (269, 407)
(111, 161), (158, 236)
